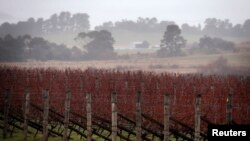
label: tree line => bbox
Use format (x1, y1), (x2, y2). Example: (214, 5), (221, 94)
(0, 12), (241, 61)
(96, 17), (250, 37)
(0, 30), (117, 62)
(1, 12), (250, 38)
(0, 11), (89, 37)
(0, 34), (86, 61)
(0, 25), (236, 61)
(157, 25), (236, 57)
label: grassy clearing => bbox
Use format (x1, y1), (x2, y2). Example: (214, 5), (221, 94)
(1, 50), (249, 74)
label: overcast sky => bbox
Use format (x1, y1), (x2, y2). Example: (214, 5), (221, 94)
(0, 0), (249, 28)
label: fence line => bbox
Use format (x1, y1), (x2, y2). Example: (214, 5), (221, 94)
(112, 92), (118, 141)
(1, 87), (238, 141)
(63, 90), (71, 141)
(163, 93), (170, 141)
(3, 89), (11, 139)
(195, 94), (201, 141)
(42, 89), (49, 141)
(136, 91), (142, 141)
(23, 88), (30, 141)
(227, 87), (233, 125)
(86, 93), (92, 141)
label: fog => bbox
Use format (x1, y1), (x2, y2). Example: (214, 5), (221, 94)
(0, 3), (250, 141)
(1, 0), (250, 27)
(0, 0), (250, 75)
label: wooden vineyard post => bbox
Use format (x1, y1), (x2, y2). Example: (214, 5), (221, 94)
(227, 88), (233, 125)
(24, 88), (30, 141)
(164, 93), (170, 141)
(195, 94), (201, 141)
(63, 90), (71, 141)
(42, 89), (49, 141)
(111, 92), (118, 141)
(86, 93), (92, 141)
(3, 89), (11, 139)
(136, 91), (142, 141)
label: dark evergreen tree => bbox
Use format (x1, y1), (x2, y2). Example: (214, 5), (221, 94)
(157, 25), (186, 57)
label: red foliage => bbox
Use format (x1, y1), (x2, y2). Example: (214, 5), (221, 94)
(0, 66), (249, 128)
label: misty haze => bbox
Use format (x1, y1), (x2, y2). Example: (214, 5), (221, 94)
(0, 0), (249, 141)
(0, 0), (249, 75)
